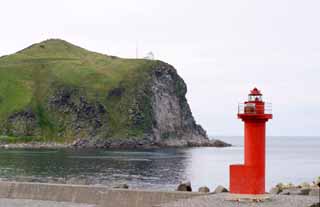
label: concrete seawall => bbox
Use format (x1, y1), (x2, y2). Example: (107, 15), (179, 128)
(0, 182), (205, 207)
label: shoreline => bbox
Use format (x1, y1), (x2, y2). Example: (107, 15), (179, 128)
(0, 138), (231, 150)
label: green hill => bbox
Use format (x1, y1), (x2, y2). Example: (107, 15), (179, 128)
(0, 39), (211, 148)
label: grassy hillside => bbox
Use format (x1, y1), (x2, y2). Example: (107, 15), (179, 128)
(0, 39), (157, 143)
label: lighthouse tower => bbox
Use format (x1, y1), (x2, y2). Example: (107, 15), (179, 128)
(230, 88), (272, 195)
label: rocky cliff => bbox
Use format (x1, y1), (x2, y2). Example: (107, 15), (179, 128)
(0, 39), (229, 148)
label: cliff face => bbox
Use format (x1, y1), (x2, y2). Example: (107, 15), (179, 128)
(150, 63), (208, 146)
(0, 39), (228, 148)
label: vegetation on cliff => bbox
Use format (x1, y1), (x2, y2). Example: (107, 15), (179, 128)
(0, 39), (223, 147)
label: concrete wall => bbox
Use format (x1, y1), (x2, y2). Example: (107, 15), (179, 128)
(0, 182), (106, 204)
(0, 182), (205, 207)
(98, 190), (203, 207)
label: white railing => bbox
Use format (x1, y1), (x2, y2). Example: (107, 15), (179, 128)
(238, 102), (272, 114)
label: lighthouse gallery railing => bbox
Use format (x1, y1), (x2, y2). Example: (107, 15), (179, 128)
(238, 103), (272, 115)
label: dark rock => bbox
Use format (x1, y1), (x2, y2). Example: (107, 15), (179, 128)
(289, 188), (306, 195)
(279, 187), (306, 195)
(300, 188), (311, 195)
(298, 182), (311, 189)
(72, 139), (90, 147)
(314, 177), (320, 187)
(276, 182), (285, 190)
(198, 186), (210, 193)
(300, 188), (312, 195)
(177, 182), (192, 192)
(6, 109), (37, 136)
(214, 185), (228, 193)
(279, 189), (290, 195)
(113, 184), (129, 189)
(270, 186), (282, 194)
(208, 139), (231, 147)
(108, 87), (125, 97)
(48, 86), (109, 140)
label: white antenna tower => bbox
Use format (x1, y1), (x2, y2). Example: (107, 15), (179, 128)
(136, 41), (139, 59)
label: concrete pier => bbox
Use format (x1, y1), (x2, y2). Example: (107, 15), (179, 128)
(0, 182), (318, 207)
(0, 198), (95, 207)
(0, 181), (203, 207)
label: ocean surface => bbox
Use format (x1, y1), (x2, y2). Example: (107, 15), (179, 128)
(0, 136), (319, 191)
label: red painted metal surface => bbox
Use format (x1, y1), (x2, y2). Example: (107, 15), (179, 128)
(230, 88), (272, 194)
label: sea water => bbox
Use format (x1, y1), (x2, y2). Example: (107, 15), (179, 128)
(0, 136), (319, 191)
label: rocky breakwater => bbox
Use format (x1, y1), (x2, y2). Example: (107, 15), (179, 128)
(175, 177), (320, 197)
(269, 176), (320, 197)
(176, 181), (229, 194)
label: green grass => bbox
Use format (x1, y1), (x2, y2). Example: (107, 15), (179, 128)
(0, 135), (43, 143)
(0, 39), (157, 141)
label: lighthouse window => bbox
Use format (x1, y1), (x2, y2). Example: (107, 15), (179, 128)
(249, 95), (262, 102)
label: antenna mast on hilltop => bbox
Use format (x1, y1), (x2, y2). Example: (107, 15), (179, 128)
(135, 41), (139, 59)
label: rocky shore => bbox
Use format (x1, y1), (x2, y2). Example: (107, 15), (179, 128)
(268, 178), (320, 197)
(168, 178), (320, 207)
(0, 138), (231, 149)
(175, 176), (320, 197)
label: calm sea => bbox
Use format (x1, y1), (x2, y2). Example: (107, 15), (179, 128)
(0, 136), (319, 191)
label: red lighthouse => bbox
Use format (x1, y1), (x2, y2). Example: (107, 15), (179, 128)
(230, 88), (272, 195)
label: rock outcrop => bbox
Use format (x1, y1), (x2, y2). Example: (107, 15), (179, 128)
(269, 179), (320, 197)
(198, 186), (210, 193)
(149, 62), (212, 147)
(0, 39), (230, 148)
(213, 185), (229, 193)
(176, 182), (192, 192)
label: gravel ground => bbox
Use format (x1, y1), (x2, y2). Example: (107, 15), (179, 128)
(0, 198), (96, 207)
(160, 194), (320, 207)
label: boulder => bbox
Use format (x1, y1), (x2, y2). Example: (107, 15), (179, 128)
(288, 188), (306, 195)
(269, 186), (282, 194)
(177, 182), (192, 192)
(279, 187), (308, 195)
(72, 139), (90, 148)
(300, 188), (312, 195)
(113, 184), (129, 189)
(276, 182), (285, 190)
(214, 185), (228, 193)
(298, 182), (311, 189)
(314, 176), (320, 187)
(279, 189), (291, 195)
(198, 186), (210, 193)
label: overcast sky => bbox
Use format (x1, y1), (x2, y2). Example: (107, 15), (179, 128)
(1, 0), (319, 136)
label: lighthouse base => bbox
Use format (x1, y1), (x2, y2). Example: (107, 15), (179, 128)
(230, 164), (265, 194)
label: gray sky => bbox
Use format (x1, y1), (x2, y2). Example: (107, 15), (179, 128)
(1, 0), (319, 136)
